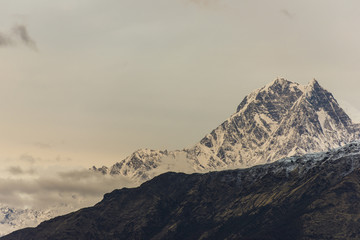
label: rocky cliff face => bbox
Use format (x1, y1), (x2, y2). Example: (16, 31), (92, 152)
(5, 141), (360, 240)
(101, 78), (360, 182)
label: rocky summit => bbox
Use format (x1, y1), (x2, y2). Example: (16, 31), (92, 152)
(5, 141), (360, 240)
(95, 78), (360, 182)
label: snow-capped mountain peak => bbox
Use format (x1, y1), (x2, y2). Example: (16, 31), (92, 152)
(97, 78), (360, 182)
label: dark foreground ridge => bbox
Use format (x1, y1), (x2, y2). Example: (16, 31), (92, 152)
(4, 142), (360, 240)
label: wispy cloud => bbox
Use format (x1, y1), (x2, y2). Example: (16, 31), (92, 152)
(0, 24), (37, 50)
(12, 24), (37, 50)
(19, 154), (37, 163)
(33, 142), (52, 149)
(0, 33), (14, 46)
(7, 166), (36, 175)
(281, 9), (294, 19)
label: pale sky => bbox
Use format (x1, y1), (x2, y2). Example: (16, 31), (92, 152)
(1, 0), (360, 170)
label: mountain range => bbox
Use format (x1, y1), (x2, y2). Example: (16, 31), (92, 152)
(94, 78), (360, 182)
(2, 77), (360, 237)
(5, 141), (360, 239)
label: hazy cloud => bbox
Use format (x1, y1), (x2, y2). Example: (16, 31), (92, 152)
(0, 24), (37, 50)
(0, 33), (13, 46)
(7, 166), (23, 175)
(281, 9), (293, 19)
(8, 166), (36, 175)
(55, 155), (72, 162)
(0, 169), (136, 211)
(58, 169), (106, 180)
(13, 153), (71, 167)
(12, 24), (37, 50)
(19, 154), (37, 163)
(33, 142), (52, 149)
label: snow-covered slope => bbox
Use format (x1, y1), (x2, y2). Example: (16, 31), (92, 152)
(95, 149), (200, 181)
(95, 78), (360, 182)
(0, 205), (57, 237)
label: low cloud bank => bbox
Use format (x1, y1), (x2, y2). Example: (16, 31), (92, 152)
(0, 168), (136, 213)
